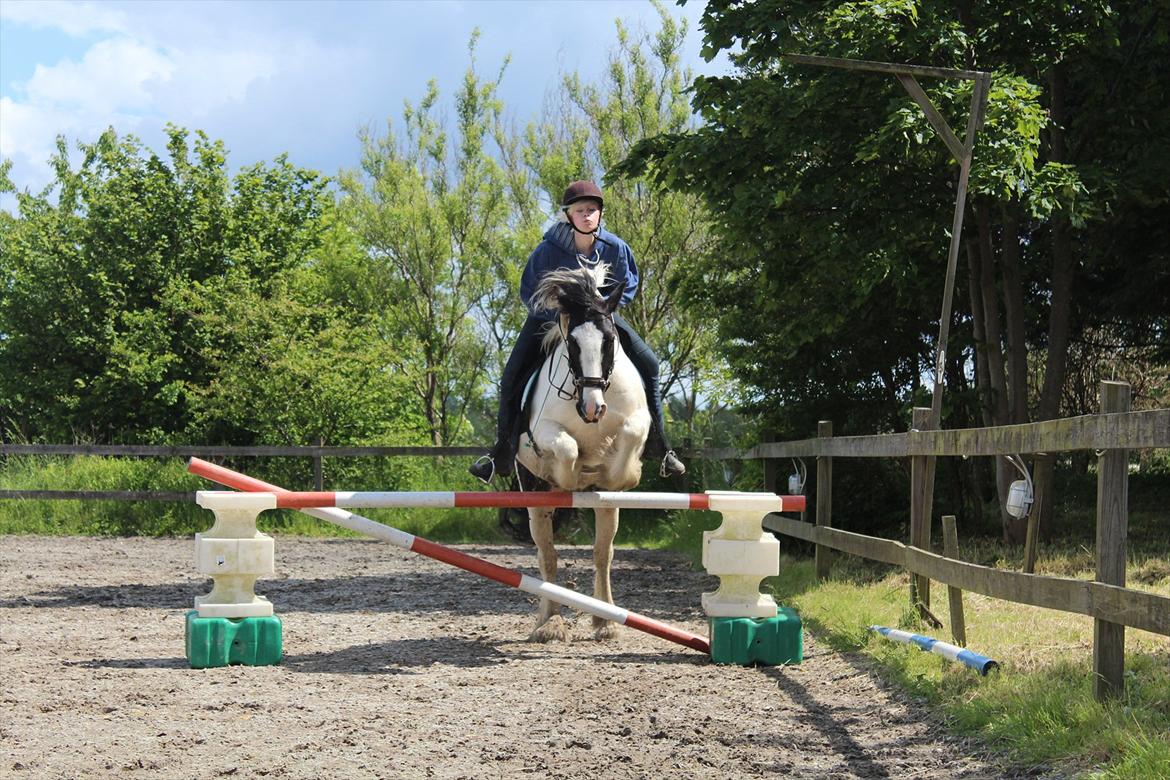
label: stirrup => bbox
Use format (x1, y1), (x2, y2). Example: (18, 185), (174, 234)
(660, 450), (686, 478)
(469, 455), (496, 484)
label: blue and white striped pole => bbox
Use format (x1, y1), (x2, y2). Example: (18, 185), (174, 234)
(870, 626), (999, 675)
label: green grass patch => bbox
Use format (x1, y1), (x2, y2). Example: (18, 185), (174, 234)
(766, 552), (1170, 778)
(0, 454), (521, 541)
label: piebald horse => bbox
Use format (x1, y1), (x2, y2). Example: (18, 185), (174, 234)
(515, 264), (651, 642)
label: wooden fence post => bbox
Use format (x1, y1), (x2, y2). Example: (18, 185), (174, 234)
(942, 515), (966, 647)
(1094, 381), (1131, 701)
(313, 436), (324, 491)
(910, 407), (933, 611)
(762, 431), (779, 495)
(815, 421), (833, 581)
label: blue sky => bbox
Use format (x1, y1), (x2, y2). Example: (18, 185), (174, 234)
(0, 0), (727, 208)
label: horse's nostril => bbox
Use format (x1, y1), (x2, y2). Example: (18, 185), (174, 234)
(597, 404), (607, 419)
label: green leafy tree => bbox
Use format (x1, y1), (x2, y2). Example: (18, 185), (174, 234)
(339, 34), (538, 446)
(619, 0), (1169, 540)
(177, 259), (424, 448)
(0, 126), (371, 445)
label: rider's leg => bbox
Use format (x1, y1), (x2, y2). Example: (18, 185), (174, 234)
(613, 314), (685, 477)
(470, 316), (546, 481)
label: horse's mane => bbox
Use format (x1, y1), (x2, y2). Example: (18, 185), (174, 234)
(532, 264), (611, 354)
(530, 263), (609, 314)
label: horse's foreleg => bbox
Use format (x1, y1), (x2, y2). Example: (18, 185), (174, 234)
(591, 507), (620, 640)
(603, 413), (652, 491)
(528, 507), (569, 642)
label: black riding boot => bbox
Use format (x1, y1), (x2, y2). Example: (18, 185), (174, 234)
(470, 317), (545, 483)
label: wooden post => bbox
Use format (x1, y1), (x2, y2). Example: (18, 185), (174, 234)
(910, 407), (933, 611)
(313, 436), (324, 491)
(762, 431), (779, 494)
(815, 421), (833, 581)
(1094, 381), (1130, 701)
(941, 515), (966, 647)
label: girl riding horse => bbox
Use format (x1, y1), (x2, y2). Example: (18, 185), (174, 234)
(470, 180), (685, 482)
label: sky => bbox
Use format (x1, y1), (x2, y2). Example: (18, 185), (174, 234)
(0, 0), (728, 211)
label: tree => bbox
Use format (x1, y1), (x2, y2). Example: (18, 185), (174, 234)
(0, 126), (333, 443)
(338, 33), (538, 446)
(618, 0), (1169, 540)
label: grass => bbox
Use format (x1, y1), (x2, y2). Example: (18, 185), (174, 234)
(764, 550), (1170, 778)
(0, 454), (523, 540)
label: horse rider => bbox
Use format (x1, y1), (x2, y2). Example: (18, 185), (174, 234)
(469, 180), (686, 482)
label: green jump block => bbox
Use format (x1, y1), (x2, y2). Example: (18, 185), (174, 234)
(185, 610), (282, 669)
(710, 608), (803, 666)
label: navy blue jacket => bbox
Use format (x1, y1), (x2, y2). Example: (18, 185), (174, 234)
(520, 223), (639, 321)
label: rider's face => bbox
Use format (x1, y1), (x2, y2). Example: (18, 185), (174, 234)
(567, 200), (602, 231)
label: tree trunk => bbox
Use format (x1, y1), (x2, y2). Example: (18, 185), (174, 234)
(1031, 63), (1077, 538)
(1000, 204), (1029, 424)
(974, 204), (1022, 542)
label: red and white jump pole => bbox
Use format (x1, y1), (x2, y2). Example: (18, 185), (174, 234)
(187, 458), (755, 655)
(253, 489), (804, 513)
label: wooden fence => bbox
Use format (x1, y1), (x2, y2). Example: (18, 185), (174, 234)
(730, 382), (1168, 702)
(2, 381), (1167, 700)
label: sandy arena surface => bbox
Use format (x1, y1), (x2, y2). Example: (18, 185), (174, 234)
(1, 536), (1044, 779)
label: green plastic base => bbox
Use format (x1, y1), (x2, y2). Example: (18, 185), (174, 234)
(709, 608), (803, 666)
(185, 610), (283, 669)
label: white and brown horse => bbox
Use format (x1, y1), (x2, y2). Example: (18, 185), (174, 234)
(515, 264), (651, 642)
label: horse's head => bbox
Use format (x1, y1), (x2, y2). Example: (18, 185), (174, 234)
(533, 265), (624, 424)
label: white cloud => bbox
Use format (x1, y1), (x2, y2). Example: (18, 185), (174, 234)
(1, 22), (283, 190)
(156, 45), (278, 116)
(25, 37), (174, 113)
(0, 0), (127, 37)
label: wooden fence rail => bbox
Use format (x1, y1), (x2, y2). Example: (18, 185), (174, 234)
(704, 408), (1169, 459)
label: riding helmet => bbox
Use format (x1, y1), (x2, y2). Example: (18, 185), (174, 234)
(561, 180), (604, 209)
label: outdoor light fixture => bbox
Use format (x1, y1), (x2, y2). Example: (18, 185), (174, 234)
(788, 458), (807, 495)
(1004, 454), (1034, 519)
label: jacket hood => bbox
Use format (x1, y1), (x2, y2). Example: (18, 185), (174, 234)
(543, 222), (617, 255)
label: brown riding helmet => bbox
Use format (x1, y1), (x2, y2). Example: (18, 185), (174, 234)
(561, 180), (604, 209)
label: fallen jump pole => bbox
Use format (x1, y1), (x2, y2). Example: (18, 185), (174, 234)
(187, 458), (714, 654)
(869, 625), (999, 675)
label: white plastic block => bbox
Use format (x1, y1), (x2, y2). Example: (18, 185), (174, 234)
(195, 589), (274, 618)
(195, 534), (274, 576)
(703, 537), (780, 577)
(701, 584), (778, 618)
(706, 492), (784, 514)
(196, 491), (277, 512)
(197, 492), (275, 539)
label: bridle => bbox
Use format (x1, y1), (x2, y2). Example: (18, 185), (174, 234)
(552, 315), (615, 400)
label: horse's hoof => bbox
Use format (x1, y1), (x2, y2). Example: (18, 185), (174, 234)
(530, 615), (570, 643)
(592, 618), (620, 641)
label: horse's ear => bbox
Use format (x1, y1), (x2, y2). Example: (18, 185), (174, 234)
(603, 283), (623, 314)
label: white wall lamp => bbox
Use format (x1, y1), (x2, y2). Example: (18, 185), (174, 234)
(787, 458), (807, 496)
(1004, 454), (1034, 519)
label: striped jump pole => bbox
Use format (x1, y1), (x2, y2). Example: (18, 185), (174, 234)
(254, 489), (804, 513)
(869, 626), (999, 675)
(187, 458), (731, 655)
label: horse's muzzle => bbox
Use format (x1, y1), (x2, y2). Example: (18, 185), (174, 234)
(576, 398), (607, 424)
